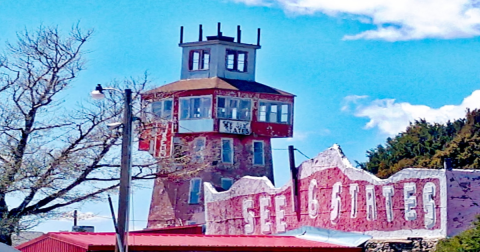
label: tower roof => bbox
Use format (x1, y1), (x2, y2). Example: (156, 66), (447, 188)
(143, 77), (294, 97)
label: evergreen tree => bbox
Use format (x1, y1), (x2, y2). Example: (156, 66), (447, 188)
(359, 110), (480, 178)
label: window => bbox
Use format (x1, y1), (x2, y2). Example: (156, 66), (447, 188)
(192, 137), (206, 163)
(221, 178), (234, 190)
(189, 49), (210, 71)
(180, 96), (212, 120)
(188, 178), (202, 204)
(221, 138), (233, 163)
(151, 99), (173, 120)
(217, 97), (251, 121)
(172, 137), (186, 163)
(257, 101), (291, 124)
(269, 105), (277, 123)
(280, 104), (289, 123)
(253, 141), (264, 165)
(226, 49), (247, 72)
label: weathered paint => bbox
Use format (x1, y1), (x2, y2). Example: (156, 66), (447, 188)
(446, 170), (480, 236)
(205, 145), (457, 239)
(219, 120), (251, 135)
(147, 133), (275, 228)
(140, 87), (294, 227)
(139, 88), (294, 140)
(143, 31), (294, 228)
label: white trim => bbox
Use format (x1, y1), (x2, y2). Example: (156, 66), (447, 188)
(205, 176), (290, 203)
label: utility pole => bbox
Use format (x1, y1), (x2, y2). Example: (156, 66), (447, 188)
(116, 89), (133, 252)
(288, 145), (300, 220)
(91, 85), (133, 252)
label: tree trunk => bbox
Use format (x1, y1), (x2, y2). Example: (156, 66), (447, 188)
(0, 194), (13, 245)
(0, 232), (12, 246)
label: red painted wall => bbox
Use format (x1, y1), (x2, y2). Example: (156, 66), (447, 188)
(205, 145), (447, 239)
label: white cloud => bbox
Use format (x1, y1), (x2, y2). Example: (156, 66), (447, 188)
(341, 95), (369, 111)
(232, 0), (480, 41)
(345, 90), (480, 135)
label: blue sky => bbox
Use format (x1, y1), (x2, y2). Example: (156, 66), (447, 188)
(2, 0), (480, 232)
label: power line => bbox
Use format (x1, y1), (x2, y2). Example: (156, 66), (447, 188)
(273, 147), (311, 159)
(295, 148), (310, 159)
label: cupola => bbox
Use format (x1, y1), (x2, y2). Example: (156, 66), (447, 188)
(179, 23), (261, 82)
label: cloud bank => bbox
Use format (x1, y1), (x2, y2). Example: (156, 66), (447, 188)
(232, 0), (480, 41)
(344, 90), (480, 135)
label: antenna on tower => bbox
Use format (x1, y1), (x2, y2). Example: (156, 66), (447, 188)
(180, 26), (184, 44)
(237, 25), (241, 43)
(257, 28), (261, 46)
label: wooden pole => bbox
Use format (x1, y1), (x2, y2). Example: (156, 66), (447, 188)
(116, 89), (133, 252)
(288, 145), (300, 220)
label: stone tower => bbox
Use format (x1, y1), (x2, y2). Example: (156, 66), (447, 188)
(140, 24), (295, 227)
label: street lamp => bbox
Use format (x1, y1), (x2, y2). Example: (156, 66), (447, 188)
(91, 84), (133, 252)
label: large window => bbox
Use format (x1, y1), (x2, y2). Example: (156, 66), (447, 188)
(189, 49), (210, 71)
(217, 97), (251, 121)
(226, 49), (247, 72)
(150, 99), (173, 120)
(188, 178), (202, 204)
(180, 96), (212, 120)
(221, 138), (233, 164)
(258, 101), (291, 124)
(253, 141), (264, 166)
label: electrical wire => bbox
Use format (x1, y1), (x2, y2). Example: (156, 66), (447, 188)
(295, 148), (310, 159)
(273, 147), (311, 159)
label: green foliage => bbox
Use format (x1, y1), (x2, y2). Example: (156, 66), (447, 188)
(359, 109), (480, 178)
(436, 216), (480, 252)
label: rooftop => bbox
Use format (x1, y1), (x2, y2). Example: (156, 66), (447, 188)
(143, 77), (294, 97)
(17, 232), (361, 252)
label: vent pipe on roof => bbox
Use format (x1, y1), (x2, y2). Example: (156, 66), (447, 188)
(257, 28), (261, 46)
(237, 25), (241, 43)
(199, 24), (203, 41)
(180, 26), (184, 44)
(73, 210), (78, 226)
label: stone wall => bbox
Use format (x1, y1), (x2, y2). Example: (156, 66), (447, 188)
(364, 238), (440, 252)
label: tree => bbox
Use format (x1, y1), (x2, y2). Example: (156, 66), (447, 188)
(0, 25), (159, 245)
(358, 110), (479, 178)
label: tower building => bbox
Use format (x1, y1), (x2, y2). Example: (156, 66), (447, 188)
(140, 24), (295, 227)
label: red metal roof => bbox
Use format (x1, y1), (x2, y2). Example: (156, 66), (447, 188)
(17, 232), (361, 252)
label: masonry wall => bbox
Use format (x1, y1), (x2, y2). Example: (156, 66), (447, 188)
(446, 169), (480, 237)
(147, 134), (273, 228)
